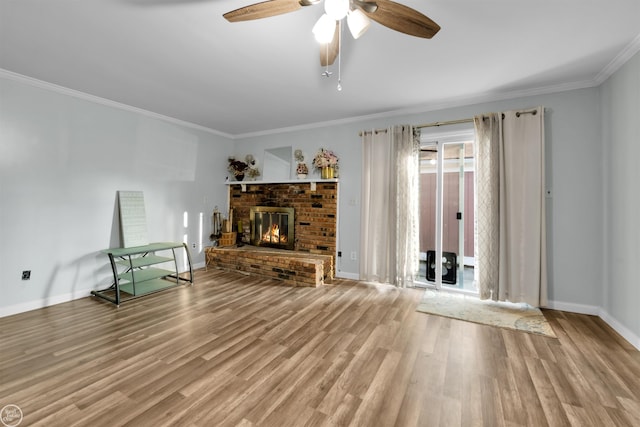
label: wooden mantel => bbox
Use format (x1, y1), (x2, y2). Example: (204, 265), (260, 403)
(226, 178), (338, 193)
(225, 178), (338, 185)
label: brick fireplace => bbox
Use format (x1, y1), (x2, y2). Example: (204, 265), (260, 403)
(228, 182), (337, 257)
(205, 181), (338, 287)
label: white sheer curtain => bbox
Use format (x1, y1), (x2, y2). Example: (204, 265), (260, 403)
(474, 113), (501, 301)
(360, 125), (420, 287)
(474, 107), (547, 307)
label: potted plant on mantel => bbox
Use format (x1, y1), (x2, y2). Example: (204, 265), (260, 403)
(228, 158), (249, 181)
(296, 162), (309, 179)
(245, 154), (261, 180)
(294, 148), (308, 179)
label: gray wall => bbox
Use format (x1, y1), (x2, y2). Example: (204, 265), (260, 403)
(601, 51), (640, 344)
(235, 88), (604, 311)
(0, 76), (233, 316)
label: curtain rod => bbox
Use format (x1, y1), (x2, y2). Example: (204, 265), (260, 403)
(358, 119), (471, 135)
(417, 109), (537, 128)
(416, 118), (473, 129)
(358, 128), (388, 136)
(359, 109), (539, 136)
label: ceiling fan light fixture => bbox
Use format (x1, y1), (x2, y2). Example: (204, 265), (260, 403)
(313, 13), (336, 44)
(324, 0), (349, 20)
(347, 8), (370, 39)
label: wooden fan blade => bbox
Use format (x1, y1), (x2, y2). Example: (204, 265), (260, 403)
(224, 0), (302, 23)
(320, 22), (339, 66)
(363, 0), (440, 39)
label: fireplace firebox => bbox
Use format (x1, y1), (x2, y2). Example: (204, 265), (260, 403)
(250, 206), (295, 250)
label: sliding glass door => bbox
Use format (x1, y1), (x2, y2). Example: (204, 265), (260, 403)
(417, 130), (477, 293)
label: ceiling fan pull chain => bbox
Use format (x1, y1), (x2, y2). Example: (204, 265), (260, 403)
(322, 42), (333, 77)
(337, 20), (343, 91)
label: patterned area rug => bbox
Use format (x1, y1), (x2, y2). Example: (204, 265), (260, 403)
(417, 290), (556, 338)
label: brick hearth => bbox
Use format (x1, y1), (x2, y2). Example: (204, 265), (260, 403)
(205, 246), (332, 287)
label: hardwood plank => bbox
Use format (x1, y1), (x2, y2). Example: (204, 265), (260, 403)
(0, 268), (638, 426)
(349, 350), (402, 426)
(305, 351), (356, 409)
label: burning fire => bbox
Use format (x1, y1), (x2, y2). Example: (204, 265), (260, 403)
(262, 224), (288, 244)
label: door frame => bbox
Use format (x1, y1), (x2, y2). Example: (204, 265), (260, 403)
(417, 127), (477, 294)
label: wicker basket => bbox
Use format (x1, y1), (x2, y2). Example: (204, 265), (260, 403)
(219, 232), (237, 247)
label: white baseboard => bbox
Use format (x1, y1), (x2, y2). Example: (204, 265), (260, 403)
(545, 300), (600, 316)
(599, 308), (640, 351)
(547, 299), (639, 351)
(336, 271), (360, 280)
(0, 267), (199, 319)
(0, 288), (94, 318)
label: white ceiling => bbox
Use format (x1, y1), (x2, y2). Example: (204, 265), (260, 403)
(1, 0), (639, 137)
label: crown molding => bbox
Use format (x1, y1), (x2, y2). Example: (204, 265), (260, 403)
(233, 34), (640, 140)
(0, 68), (233, 139)
(594, 32), (640, 85)
(233, 78), (597, 140)
(4, 31), (639, 141)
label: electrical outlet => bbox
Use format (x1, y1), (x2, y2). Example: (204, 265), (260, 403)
(22, 270), (31, 280)
(191, 243), (196, 249)
(350, 251), (357, 261)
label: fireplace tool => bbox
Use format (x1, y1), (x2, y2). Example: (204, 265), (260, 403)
(210, 206), (222, 246)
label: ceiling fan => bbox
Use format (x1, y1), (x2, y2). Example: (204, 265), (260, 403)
(223, 0), (440, 67)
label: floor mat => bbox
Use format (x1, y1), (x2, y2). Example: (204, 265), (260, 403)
(417, 290), (556, 337)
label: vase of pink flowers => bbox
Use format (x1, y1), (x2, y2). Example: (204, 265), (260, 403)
(313, 148), (339, 179)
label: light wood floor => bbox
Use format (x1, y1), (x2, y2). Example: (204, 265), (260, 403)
(1, 269), (639, 427)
